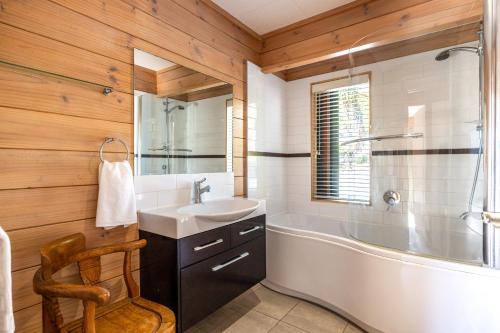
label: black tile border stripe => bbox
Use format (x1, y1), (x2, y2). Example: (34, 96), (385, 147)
(372, 148), (480, 156)
(136, 154), (226, 159)
(248, 151), (311, 158)
(247, 148), (480, 158)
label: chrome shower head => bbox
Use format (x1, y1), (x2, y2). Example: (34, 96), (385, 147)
(165, 105), (185, 114)
(435, 50), (450, 61)
(435, 46), (480, 61)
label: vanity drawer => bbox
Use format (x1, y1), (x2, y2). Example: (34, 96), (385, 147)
(179, 227), (230, 268)
(230, 215), (266, 247)
(180, 236), (266, 331)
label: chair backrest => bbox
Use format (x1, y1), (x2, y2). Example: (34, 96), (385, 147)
(39, 233), (87, 280)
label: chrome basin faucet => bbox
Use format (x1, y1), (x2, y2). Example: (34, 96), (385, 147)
(194, 177), (210, 204)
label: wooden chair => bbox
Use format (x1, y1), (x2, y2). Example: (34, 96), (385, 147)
(33, 233), (176, 333)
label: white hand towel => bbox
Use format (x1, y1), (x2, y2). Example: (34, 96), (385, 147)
(0, 227), (14, 333)
(96, 161), (137, 229)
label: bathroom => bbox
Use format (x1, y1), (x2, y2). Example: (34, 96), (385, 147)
(1, 0), (500, 333)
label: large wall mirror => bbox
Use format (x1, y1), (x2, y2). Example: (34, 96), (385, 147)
(133, 49), (233, 175)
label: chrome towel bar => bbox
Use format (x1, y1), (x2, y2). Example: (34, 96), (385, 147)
(99, 137), (129, 162)
(340, 133), (424, 146)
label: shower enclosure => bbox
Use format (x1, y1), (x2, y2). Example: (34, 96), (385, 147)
(319, 21), (491, 265)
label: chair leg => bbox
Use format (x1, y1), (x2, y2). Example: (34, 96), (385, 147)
(82, 301), (97, 333)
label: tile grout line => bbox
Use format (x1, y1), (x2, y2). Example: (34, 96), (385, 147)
(277, 301), (313, 333)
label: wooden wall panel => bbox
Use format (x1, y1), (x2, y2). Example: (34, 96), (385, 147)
(284, 23), (480, 81)
(122, 0), (259, 63)
(0, 23), (132, 93)
(0, 0), (132, 63)
(0, 1), (255, 330)
(51, 0), (243, 80)
(0, 150), (128, 190)
(175, 0), (262, 52)
(134, 65), (157, 94)
(0, 65), (132, 123)
(0, 185), (98, 231)
(0, 107), (133, 152)
(260, 0), (482, 72)
(261, 0), (431, 52)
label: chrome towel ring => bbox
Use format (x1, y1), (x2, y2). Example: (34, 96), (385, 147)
(99, 137), (129, 163)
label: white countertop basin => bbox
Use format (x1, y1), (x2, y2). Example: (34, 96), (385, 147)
(177, 198), (260, 222)
(138, 198), (266, 239)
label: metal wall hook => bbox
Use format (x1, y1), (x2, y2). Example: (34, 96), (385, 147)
(103, 87), (113, 95)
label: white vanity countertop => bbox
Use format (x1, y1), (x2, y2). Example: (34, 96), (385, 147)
(138, 198), (266, 239)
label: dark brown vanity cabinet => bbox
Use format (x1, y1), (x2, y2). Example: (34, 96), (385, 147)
(140, 214), (266, 332)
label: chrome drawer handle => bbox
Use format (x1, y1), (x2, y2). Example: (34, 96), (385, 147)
(193, 238), (223, 251)
(211, 252), (249, 272)
(239, 226), (263, 236)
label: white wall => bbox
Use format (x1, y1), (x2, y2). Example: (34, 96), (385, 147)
(250, 42), (482, 233)
(247, 62), (288, 216)
(135, 172), (234, 211)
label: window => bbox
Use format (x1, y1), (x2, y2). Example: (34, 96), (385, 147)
(311, 73), (370, 204)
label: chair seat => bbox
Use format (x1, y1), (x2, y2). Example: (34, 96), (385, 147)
(64, 297), (176, 333)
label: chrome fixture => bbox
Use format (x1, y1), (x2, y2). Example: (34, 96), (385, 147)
(149, 144), (192, 153)
(435, 46), (481, 61)
(383, 190), (401, 209)
(99, 137), (129, 163)
(435, 29), (485, 221)
(483, 0), (500, 269)
(211, 252), (249, 272)
(193, 238), (223, 251)
(194, 177), (211, 204)
(340, 133), (423, 146)
(164, 102), (185, 114)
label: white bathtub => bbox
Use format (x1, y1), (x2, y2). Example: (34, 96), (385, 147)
(263, 213), (500, 333)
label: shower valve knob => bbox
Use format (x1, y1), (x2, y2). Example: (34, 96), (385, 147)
(383, 190), (401, 207)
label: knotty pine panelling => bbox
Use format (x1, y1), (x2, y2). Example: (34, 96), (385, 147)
(0, 0), (255, 330)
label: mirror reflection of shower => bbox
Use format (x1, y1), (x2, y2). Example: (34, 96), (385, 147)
(435, 28), (484, 222)
(149, 99), (191, 174)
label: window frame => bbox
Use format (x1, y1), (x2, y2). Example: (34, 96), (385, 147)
(310, 72), (372, 205)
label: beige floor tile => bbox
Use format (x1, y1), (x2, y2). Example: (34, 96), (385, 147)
(282, 301), (347, 333)
(269, 322), (308, 333)
(222, 310), (278, 333)
(184, 325), (206, 333)
(227, 285), (299, 320)
(343, 324), (365, 333)
(194, 305), (246, 333)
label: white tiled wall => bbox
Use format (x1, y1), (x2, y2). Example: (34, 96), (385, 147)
(135, 172), (234, 211)
(249, 42), (482, 232)
(247, 62), (288, 216)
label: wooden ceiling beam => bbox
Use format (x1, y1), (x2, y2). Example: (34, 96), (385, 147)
(260, 0), (482, 73)
(157, 66), (227, 97)
(283, 23), (480, 81)
(133, 65), (157, 94)
(262, 0), (431, 52)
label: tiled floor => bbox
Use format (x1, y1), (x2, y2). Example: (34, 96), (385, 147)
(185, 284), (366, 333)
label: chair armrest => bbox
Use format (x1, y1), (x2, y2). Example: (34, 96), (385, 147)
(70, 239), (147, 263)
(33, 271), (110, 305)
